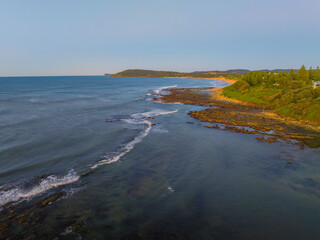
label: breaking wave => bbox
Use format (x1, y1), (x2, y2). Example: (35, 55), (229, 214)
(153, 85), (177, 95)
(91, 109), (177, 169)
(0, 169), (80, 207)
(0, 109), (178, 208)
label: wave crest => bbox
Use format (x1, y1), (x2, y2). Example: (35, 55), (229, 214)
(154, 85), (177, 95)
(0, 169), (80, 207)
(91, 109), (177, 169)
(0, 108), (178, 208)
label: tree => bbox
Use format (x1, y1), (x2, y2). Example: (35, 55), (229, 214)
(315, 87), (320, 97)
(278, 77), (290, 89)
(266, 73), (275, 86)
(288, 69), (296, 81)
(297, 65), (310, 84)
(290, 80), (306, 89)
(232, 80), (250, 93)
(309, 67), (314, 81)
(314, 66), (320, 82)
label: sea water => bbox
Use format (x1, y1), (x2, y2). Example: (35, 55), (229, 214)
(0, 76), (320, 239)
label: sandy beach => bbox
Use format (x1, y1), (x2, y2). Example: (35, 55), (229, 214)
(163, 76), (237, 85)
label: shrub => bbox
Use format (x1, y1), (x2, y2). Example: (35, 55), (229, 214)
(231, 80), (250, 93)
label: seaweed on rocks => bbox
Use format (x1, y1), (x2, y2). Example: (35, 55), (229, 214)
(154, 87), (320, 148)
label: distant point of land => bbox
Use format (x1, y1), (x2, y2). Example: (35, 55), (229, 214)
(110, 69), (299, 79)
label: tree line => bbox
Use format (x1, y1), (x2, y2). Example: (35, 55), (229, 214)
(224, 65), (320, 125)
(242, 65), (320, 89)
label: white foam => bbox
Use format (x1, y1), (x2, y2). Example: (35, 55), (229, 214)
(131, 109), (178, 119)
(151, 125), (169, 134)
(91, 119), (152, 169)
(0, 109), (178, 208)
(91, 109), (178, 169)
(153, 99), (183, 105)
(168, 186), (174, 193)
(154, 85), (177, 95)
(0, 169), (80, 207)
(211, 80), (229, 87)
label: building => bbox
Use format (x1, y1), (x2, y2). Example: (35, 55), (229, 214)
(312, 81), (320, 88)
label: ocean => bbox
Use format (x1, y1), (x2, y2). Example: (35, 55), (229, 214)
(0, 76), (320, 239)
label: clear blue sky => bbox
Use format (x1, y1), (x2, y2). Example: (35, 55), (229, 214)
(0, 0), (319, 76)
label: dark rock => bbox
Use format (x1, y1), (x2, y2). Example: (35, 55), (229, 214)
(0, 223), (8, 231)
(23, 234), (36, 240)
(39, 192), (64, 207)
(105, 225), (114, 230)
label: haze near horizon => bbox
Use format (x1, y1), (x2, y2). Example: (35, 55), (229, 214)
(0, 0), (319, 76)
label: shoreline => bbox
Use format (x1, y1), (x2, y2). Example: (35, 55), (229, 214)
(158, 76), (319, 132)
(111, 75), (238, 86)
(115, 75), (318, 133)
(162, 76), (237, 85)
(153, 84), (320, 148)
(211, 84), (320, 132)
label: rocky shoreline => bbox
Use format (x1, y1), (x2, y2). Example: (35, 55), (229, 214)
(153, 87), (320, 148)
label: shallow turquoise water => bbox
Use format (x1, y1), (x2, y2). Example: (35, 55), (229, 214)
(0, 76), (319, 239)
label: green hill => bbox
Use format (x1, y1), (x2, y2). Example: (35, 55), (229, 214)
(111, 69), (180, 78)
(110, 69), (243, 79)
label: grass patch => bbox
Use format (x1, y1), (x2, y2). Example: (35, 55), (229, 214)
(223, 85), (320, 125)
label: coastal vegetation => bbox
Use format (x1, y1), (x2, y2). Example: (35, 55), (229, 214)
(113, 66), (320, 129)
(111, 68), (303, 80)
(154, 87), (320, 148)
(223, 65), (320, 126)
(111, 69), (244, 80)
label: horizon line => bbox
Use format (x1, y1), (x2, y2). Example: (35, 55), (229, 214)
(0, 74), (106, 78)
(0, 66), (316, 78)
